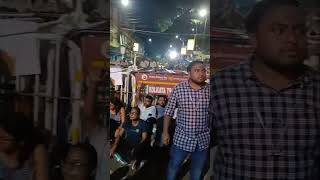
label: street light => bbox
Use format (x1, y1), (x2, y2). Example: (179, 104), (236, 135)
(198, 9), (208, 18)
(198, 8), (208, 34)
(192, 28), (195, 32)
(169, 50), (178, 60)
(121, 0), (129, 7)
(148, 38), (152, 42)
(175, 35), (179, 39)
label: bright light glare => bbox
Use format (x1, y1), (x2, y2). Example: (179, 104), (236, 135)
(169, 50), (178, 59)
(121, 0), (129, 6)
(170, 44), (173, 48)
(175, 35), (179, 39)
(148, 38), (152, 42)
(199, 9), (207, 17)
(169, 51), (177, 59)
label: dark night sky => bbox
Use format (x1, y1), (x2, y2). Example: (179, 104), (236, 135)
(118, 0), (210, 58)
(119, 0), (318, 58)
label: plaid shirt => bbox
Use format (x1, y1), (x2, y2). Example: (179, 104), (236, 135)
(210, 60), (320, 179)
(165, 81), (210, 152)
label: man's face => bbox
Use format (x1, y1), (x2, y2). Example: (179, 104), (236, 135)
(143, 97), (153, 108)
(62, 148), (90, 180)
(254, 5), (308, 70)
(0, 128), (15, 153)
(157, 97), (166, 107)
(189, 63), (207, 84)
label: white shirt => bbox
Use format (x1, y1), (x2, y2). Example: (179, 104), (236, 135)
(138, 103), (157, 121)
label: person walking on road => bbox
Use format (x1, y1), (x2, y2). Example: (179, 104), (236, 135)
(162, 61), (210, 180)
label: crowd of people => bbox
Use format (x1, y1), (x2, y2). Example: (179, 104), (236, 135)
(109, 87), (173, 171)
(110, 1), (320, 180)
(109, 60), (209, 179)
(0, 0), (319, 180)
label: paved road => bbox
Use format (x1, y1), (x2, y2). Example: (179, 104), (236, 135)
(110, 146), (213, 180)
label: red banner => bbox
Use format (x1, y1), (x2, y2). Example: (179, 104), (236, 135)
(135, 72), (189, 96)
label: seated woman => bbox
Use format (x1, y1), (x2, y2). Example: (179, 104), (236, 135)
(110, 107), (150, 170)
(62, 143), (97, 180)
(110, 97), (126, 140)
(0, 112), (48, 180)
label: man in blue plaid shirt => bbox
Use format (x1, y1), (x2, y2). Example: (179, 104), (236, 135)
(210, 0), (320, 179)
(162, 61), (210, 180)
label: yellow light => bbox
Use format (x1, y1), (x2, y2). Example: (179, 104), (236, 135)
(181, 47), (187, 55)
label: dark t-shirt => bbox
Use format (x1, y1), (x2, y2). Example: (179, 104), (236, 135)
(123, 120), (148, 147)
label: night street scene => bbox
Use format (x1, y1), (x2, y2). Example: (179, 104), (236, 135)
(110, 0), (320, 179)
(110, 0), (210, 179)
(0, 0), (319, 180)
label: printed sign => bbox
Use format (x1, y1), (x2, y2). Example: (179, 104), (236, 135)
(135, 72), (188, 96)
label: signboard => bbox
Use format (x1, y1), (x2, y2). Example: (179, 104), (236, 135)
(187, 39), (195, 50)
(181, 47), (187, 55)
(135, 72), (188, 96)
(133, 43), (139, 52)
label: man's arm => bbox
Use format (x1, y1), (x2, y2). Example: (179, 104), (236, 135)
(162, 115), (172, 145)
(162, 86), (178, 146)
(134, 84), (143, 107)
(119, 107), (126, 124)
(140, 132), (148, 143)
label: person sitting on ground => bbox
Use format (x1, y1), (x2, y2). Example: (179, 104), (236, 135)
(62, 143), (97, 180)
(137, 95), (157, 123)
(0, 112), (49, 180)
(135, 89), (157, 134)
(153, 95), (167, 146)
(110, 97), (126, 139)
(110, 97), (126, 125)
(110, 107), (150, 171)
(156, 95), (167, 120)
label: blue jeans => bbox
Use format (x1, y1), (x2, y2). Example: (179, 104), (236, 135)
(167, 145), (208, 180)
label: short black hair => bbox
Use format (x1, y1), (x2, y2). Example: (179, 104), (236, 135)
(110, 97), (125, 113)
(145, 95), (154, 102)
(157, 95), (167, 100)
(131, 107), (141, 116)
(157, 95), (168, 103)
(187, 61), (204, 72)
(245, 0), (301, 33)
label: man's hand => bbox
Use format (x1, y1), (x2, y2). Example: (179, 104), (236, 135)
(162, 132), (170, 146)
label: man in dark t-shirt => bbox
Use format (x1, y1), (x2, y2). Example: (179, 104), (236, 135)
(122, 118), (148, 147)
(110, 107), (150, 170)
